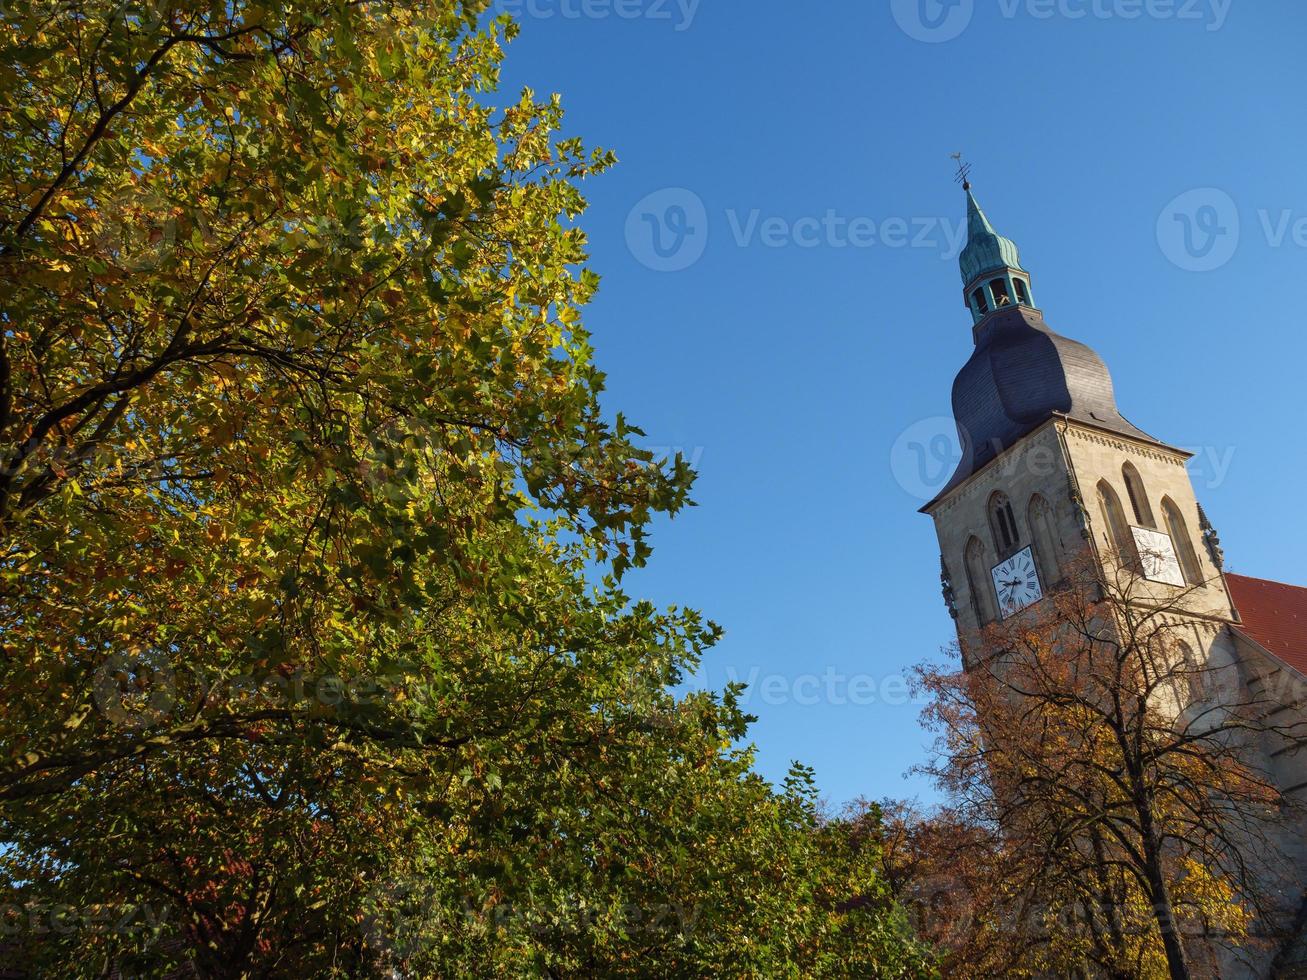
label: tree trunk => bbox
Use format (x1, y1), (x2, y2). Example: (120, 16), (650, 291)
(1089, 827), (1133, 977)
(1138, 806), (1192, 980)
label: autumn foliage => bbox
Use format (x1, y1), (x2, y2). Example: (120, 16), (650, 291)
(895, 556), (1305, 979)
(0, 1), (934, 976)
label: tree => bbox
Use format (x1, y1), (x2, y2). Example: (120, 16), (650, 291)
(876, 799), (1048, 979)
(906, 555), (1306, 979)
(1, 0), (685, 803)
(0, 2), (935, 975)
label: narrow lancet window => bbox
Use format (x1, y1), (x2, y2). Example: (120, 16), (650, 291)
(1028, 494), (1062, 585)
(1097, 480), (1136, 566)
(1162, 497), (1204, 586)
(965, 536), (996, 623)
(989, 492), (1019, 556)
(1122, 462), (1155, 528)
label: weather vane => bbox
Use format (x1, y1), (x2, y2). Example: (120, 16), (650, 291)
(951, 152), (972, 190)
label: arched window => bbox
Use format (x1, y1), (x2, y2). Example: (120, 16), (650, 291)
(1028, 494), (1062, 585)
(989, 277), (1011, 308)
(965, 536), (996, 624)
(1121, 462), (1155, 528)
(1013, 277), (1031, 305)
(988, 492), (1019, 557)
(971, 287), (989, 315)
(1162, 497), (1204, 586)
(1096, 480), (1136, 565)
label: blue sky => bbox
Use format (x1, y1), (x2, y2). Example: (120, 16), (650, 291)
(495, 0), (1307, 808)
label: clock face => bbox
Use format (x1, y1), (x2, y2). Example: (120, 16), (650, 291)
(1131, 526), (1185, 587)
(991, 546), (1044, 619)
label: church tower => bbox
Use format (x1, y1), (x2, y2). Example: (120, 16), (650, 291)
(922, 179), (1238, 663)
(921, 179), (1307, 976)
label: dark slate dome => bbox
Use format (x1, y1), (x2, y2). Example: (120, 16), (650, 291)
(932, 306), (1157, 502)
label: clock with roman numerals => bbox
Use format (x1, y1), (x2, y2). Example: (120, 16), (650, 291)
(990, 546), (1044, 619)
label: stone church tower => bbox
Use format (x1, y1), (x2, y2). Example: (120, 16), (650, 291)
(920, 181), (1307, 977)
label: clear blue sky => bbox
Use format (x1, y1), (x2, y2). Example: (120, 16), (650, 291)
(495, 0), (1307, 809)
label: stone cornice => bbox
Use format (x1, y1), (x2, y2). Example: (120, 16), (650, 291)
(1057, 417), (1192, 467)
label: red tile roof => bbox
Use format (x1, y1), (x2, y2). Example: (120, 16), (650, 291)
(1226, 573), (1307, 677)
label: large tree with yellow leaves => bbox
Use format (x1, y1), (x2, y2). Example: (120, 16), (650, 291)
(0, 2), (935, 976)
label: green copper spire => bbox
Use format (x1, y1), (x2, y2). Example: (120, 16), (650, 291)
(956, 180), (1037, 326)
(959, 187), (1026, 287)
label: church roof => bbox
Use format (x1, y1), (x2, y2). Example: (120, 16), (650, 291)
(922, 305), (1162, 510)
(1226, 573), (1307, 678)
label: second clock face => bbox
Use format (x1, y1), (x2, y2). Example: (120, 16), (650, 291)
(991, 546), (1044, 619)
(1131, 526), (1185, 587)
